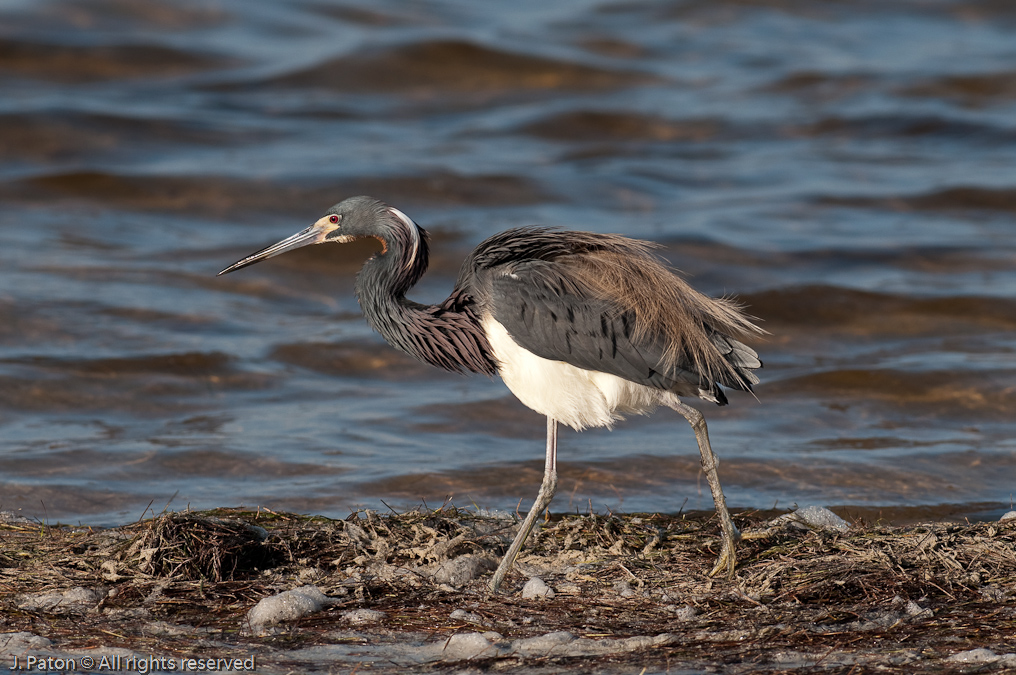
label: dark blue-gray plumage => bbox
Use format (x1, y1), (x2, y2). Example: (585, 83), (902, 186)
(219, 195), (764, 592)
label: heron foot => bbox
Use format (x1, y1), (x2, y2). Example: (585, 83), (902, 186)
(707, 511), (740, 578)
(707, 534), (738, 578)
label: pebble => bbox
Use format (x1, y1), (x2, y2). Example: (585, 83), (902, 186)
(414, 630), (679, 661)
(904, 600), (931, 618)
(513, 632), (675, 657)
(16, 587), (100, 613)
(947, 648), (1000, 664)
(671, 605), (698, 621)
(773, 506), (851, 533)
(245, 585), (333, 633)
(430, 632), (496, 660)
(521, 577), (555, 599)
(513, 631), (575, 655)
(433, 554), (493, 587)
(340, 608), (386, 625)
(613, 580), (635, 598)
(449, 609), (485, 625)
(0, 632), (52, 654)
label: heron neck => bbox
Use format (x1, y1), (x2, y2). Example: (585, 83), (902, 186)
(355, 252), (426, 340)
(355, 251), (496, 376)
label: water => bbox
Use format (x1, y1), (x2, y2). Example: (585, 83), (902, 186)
(1, 0), (1014, 526)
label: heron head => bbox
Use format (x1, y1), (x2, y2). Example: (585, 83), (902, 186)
(218, 195), (412, 276)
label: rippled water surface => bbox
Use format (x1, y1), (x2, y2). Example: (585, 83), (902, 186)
(2, 0), (1015, 525)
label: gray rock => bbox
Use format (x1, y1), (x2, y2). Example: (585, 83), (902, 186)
(143, 621), (210, 637)
(511, 632), (675, 658)
(979, 584), (1007, 602)
(946, 648), (1000, 664)
(613, 580), (635, 598)
(563, 634), (675, 656)
(431, 632), (496, 660)
(245, 585), (334, 633)
(672, 605), (698, 621)
(904, 600), (931, 618)
(0, 632), (52, 655)
(769, 650), (856, 668)
(16, 587), (100, 613)
(340, 608), (385, 625)
(773, 506), (850, 533)
(449, 609), (485, 625)
(513, 631), (575, 656)
(433, 555), (493, 587)
(521, 576), (555, 599)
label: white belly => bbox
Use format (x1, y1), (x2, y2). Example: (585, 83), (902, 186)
(482, 316), (677, 431)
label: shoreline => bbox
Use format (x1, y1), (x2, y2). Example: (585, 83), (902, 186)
(2, 507), (1015, 673)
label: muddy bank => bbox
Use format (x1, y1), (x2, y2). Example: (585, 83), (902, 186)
(2, 507), (1015, 674)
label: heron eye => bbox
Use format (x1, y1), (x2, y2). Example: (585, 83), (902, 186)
(329, 215), (339, 224)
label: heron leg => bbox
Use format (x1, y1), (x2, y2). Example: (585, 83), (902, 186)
(668, 400), (740, 577)
(489, 416), (558, 592)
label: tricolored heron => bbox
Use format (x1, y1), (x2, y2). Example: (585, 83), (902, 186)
(219, 196), (763, 592)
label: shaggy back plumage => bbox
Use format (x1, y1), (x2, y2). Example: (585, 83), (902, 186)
(462, 227), (764, 393)
(567, 239), (765, 388)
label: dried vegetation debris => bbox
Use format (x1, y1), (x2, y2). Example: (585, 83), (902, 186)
(0, 506), (1015, 672)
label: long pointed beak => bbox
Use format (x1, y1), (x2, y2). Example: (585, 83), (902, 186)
(218, 218), (338, 276)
